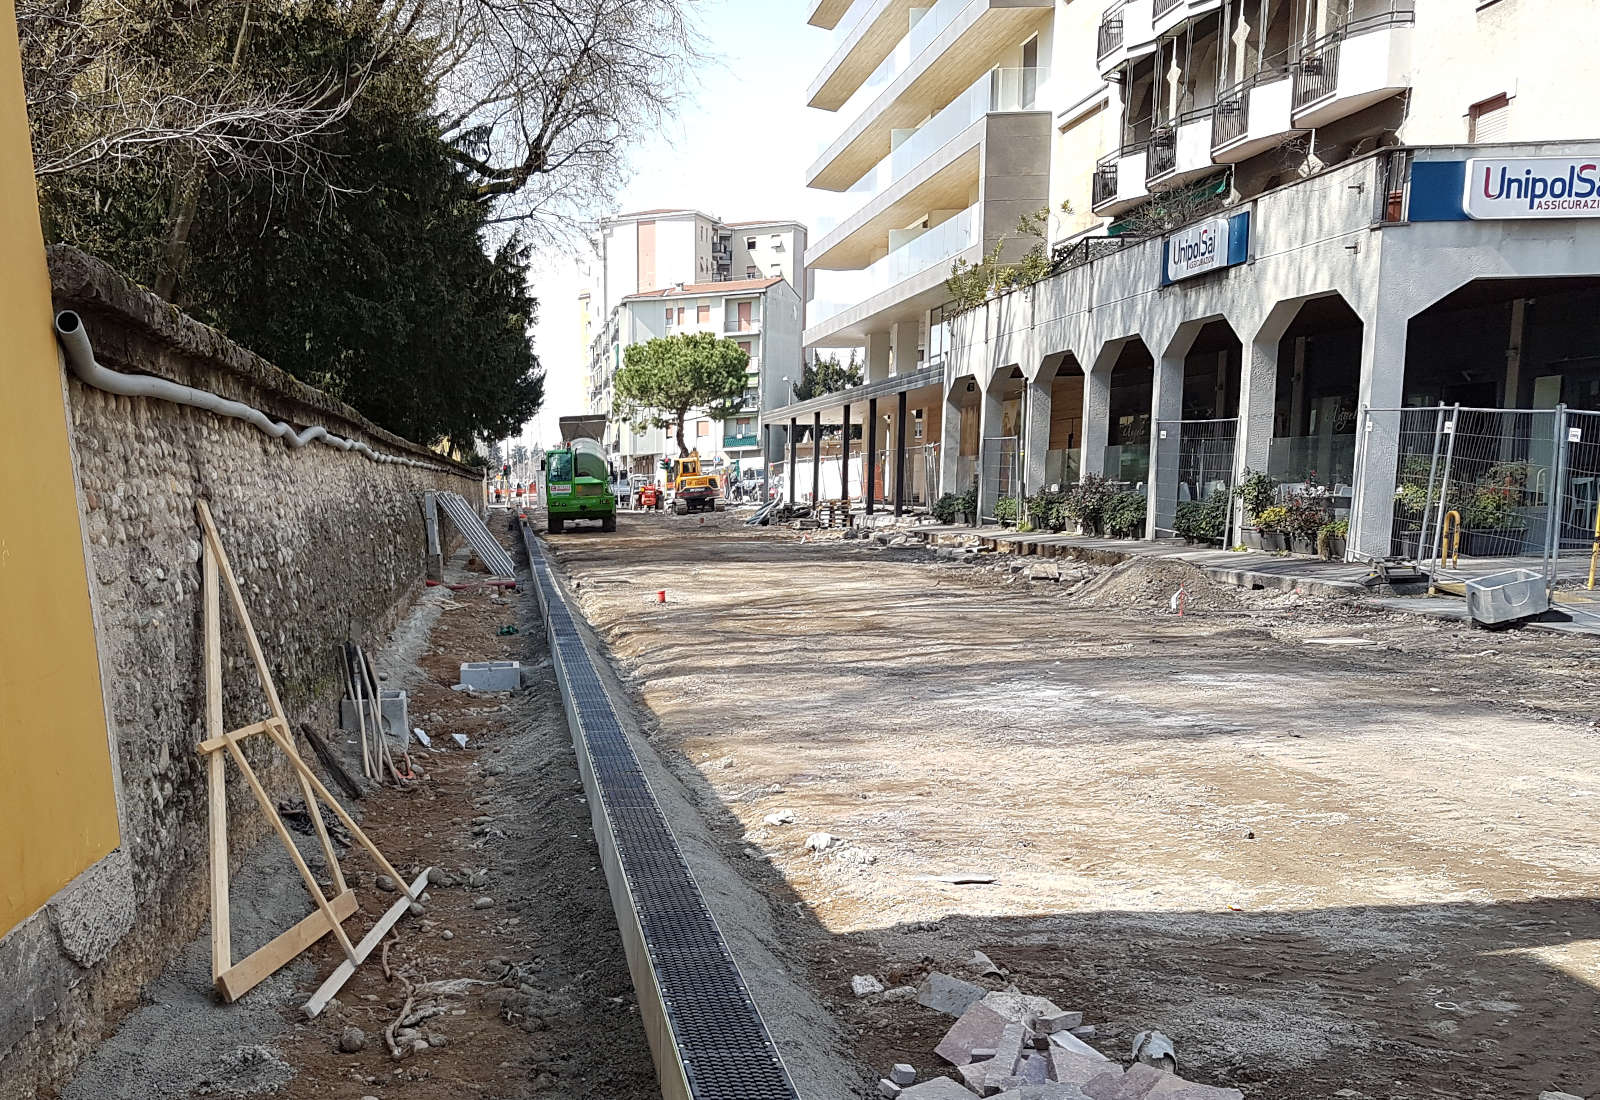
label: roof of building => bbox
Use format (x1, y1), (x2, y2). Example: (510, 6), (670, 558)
(609, 207), (717, 223)
(723, 219), (807, 230)
(622, 277), (784, 302)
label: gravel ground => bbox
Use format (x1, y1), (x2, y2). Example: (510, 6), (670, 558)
(545, 508), (1600, 1100)
(62, 532), (660, 1100)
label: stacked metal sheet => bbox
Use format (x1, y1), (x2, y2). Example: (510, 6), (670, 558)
(438, 491), (518, 577)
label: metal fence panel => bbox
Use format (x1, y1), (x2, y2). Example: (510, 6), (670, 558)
(1152, 418), (1237, 540)
(980, 436), (1019, 522)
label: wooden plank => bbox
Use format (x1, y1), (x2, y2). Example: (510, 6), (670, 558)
(262, 722), (418, 904)
(204, 543), (230, 982)
(215, 889), (358, 1003)
(302, 869), (430, 1019)
(197, 718), (280, 756)
(223, 736), (360, 965)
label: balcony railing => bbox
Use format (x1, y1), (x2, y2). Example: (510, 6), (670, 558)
(725, 318), (761, 333)
(1212, 82), (1250, 148)
(841, 66), (1048, 203)
(1292, 37), (1340, 110)
(824, 0), (968, 124)
(1097, 10), (1125, 58)
(810, 203), (980, 326)
(1092, 158), (1118, 207)
(1146, 128), (1177, 179)
(724, 433), (760, 449)
(1153, 0), (1182, 16)
(1292, 3), (1414, 112)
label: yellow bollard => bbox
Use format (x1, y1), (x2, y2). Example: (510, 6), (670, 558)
(1438, 509), (1462, 570)
(1588, 508), (1600, 590)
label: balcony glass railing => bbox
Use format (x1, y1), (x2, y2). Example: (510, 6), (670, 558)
(810, 204), (979, 326)
(839, 67), (1047, 205)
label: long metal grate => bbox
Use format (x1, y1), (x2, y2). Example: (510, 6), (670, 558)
(438, 491), (519, 576)
(517, 519), (801, 1100)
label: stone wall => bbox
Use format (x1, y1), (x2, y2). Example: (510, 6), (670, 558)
(0, 247), (484, 1097)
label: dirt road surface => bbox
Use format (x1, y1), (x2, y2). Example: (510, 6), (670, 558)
(545, 509), (1600, 1100)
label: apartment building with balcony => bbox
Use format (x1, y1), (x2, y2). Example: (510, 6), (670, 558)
(582, 209), (808, 477)
(782, 0), (1600, 572)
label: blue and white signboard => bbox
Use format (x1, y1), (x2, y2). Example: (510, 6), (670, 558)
(1161, 210), (1251, 285)
(1463, 157), (1600, 219)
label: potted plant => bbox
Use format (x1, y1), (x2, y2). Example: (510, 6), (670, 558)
(1254, 505), (1289, 551)
(1284, 492), (1329, 555)
(958, 485), (979, 526)
(1317, 518), (1349, 560)
(1232, 469), (1277, 549)
(932, 493), (961, 525)
(1104, 491), (1147, 539)
(1392, 483), (1429, 558)
(1462, 486), (1528, 557)
(993, 496), (1020, 528)
(1066, 475), (1116, 536)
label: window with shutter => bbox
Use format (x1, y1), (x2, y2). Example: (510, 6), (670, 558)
(1469, 94), (1510, 143)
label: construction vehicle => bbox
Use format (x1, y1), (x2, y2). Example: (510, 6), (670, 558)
(542, 417), (616, 533)
(666, 452), (720, 515)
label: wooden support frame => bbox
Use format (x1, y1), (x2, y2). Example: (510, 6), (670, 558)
(196, 500), (417, 1003)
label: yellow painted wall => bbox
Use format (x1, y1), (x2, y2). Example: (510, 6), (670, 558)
(0, 0), (121, 937)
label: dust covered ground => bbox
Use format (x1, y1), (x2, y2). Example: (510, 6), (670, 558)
(545, 508), (1600, 1100)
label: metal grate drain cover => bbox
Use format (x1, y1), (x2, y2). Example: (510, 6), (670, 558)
(518, 521), (801, 1100)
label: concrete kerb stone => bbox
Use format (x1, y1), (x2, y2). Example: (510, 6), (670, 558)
(458, 661), (521, 691)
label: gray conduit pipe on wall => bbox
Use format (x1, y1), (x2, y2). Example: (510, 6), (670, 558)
(53, 310), (451, 472)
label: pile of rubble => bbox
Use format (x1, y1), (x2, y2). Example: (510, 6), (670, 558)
(870, 968), (1242, 1100)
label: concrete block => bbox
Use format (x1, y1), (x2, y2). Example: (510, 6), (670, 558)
(341, 690), (407, 736)
(879, 1080), (904, 1098)
(891, 1065), (917, 1086)
(935, 1003), (1008, 1066)
(458, 661), (521, 691)
(918, 972), (987, 1018)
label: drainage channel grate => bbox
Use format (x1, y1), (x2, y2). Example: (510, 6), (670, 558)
(518, 521), (801, 1100)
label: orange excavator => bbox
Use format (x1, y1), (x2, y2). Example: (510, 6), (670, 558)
(666, 452), (720, 515)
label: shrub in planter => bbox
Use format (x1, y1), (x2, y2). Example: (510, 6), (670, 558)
(1233, 469), (1277, 523)
(1104, 491), (1147, 539)
(931, 493), (962, 525)
(1254, 505), (1289, 551)
(1284, 492), (1330, 555)
(1462, 487), (1527, 556)
(1026, 489), (1070, 532)
(1175, 490), (1229, 545)
(958, 485), (978, 525)
(1317, 518), (1349, 560)
(1066, 475), (1117, 535)
(993, 496), (1021, 527)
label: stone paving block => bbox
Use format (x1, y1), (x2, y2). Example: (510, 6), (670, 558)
(957, 1061), (990, 1093)
(1036, 1009), (1084, 1033)
(991, 1021), (1026, 1076)
(1050, 1048), (1114, 1087)
(935, 1003), (1009, 1066)
(919, 972), (988, 1018)
(1048, 1030), (1110, 1060)
(1144, 1073), (1245, 1100)
(1082, 1064), (1166, 1100)
(983, 1077), (1027, 1096)
(891, 1064), (918, 1086)
(1019, 1053), (1049, 1084)
(980, 990), (1067, 1023)
(880, 1079), (904, 1098)
(991, 1085), (1094, 1100)
(900, 1078), (985, 1099)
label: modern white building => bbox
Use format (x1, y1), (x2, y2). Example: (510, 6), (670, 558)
(771, 0), (1600, 571)
(583, 209), (809, 479)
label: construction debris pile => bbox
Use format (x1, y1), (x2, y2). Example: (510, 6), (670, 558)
(871, 968), (1242, 1100)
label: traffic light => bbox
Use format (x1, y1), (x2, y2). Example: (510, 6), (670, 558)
(502, 464), (511, 478)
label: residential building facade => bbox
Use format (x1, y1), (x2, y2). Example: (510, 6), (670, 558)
(582, 209), (809, 481)
(775, 0), (1600, 572)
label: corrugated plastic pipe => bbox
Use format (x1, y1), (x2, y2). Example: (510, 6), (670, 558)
(53, 310), (447, 471)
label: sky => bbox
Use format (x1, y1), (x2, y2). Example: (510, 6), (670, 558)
(517, 0), (842, 450)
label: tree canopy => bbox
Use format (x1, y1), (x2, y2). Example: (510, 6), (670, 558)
(793, 351), (862, 401)
(19, 0), (701, 453)
(614, 333), (749, 456)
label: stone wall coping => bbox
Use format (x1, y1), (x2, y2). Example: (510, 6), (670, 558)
(46, 245), (483, 478)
